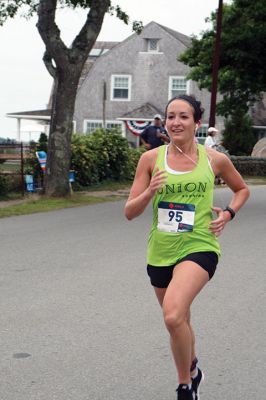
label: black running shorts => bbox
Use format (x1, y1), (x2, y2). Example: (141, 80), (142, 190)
(147, 251), (218, 288)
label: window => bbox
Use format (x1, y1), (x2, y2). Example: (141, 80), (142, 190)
(85, 121), (103, 134)
(111, 75), (131, 101)
(106, 122), (122, 131)
(89, 48), (102, 58)
(196, 124), (208, 144)
(147, 39), (159, 52)
(169, 76), (188, 99)
(84, 120), (124, 135)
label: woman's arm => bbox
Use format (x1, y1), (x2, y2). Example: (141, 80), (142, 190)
(216, 151), (250, 211)
(207, 149), (250, 235)
(124, 150), (167, 220)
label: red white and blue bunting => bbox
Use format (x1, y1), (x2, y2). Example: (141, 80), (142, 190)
(125, 120), (150, 136)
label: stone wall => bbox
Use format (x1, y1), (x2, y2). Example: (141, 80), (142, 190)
(230, 156), (266, 176)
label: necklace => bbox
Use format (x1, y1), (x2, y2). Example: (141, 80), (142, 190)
(170, 142), (198, 166)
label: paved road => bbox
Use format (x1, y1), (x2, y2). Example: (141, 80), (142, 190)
(0, 185), (265, 400)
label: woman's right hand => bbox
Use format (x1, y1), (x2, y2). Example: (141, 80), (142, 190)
(125, 153), (167, 220)
(148, 167), (167, 196)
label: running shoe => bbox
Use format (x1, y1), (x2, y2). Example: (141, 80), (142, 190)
(176, 384), (193, 400)
(191, 368), (204, 400)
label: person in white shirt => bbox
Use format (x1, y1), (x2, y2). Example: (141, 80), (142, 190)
(204, 127), (218, 149)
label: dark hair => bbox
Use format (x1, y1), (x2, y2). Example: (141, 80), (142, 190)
(165, 94), (204, 122)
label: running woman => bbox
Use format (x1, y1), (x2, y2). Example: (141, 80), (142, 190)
(124, 95), (250, 400)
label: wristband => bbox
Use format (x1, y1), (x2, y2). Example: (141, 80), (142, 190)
(223, 206), (235, 220)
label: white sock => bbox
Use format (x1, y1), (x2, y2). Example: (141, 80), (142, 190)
(180, 383), (192, 390)
(191, 367), (198, 379)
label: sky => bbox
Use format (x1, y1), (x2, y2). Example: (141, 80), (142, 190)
(0, 0), (228, 141)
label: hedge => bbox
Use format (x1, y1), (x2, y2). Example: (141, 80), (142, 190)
(71, 129), (145, 186)
(230, 156), (266, 176)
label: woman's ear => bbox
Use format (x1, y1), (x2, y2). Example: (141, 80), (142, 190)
(196, 120), (202, 129)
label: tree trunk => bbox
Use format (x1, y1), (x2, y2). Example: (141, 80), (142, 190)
(45, 68), (80, 196)
(36, 0), (110, 197)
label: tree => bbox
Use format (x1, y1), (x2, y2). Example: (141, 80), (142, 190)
(223, 111), (256, 155)
(0, 0), (142, 196)
(179, 0), (266, 154)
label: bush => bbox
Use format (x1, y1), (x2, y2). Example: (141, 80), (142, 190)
(0, 174), (23, 195)
(20, 129), (144, 189)
(37, 133), (48, 153)
(223, 112), (256, 155)
(0, 175), (9, 195)
(71, 129), (144, 186)
(24, 133), (48, 180)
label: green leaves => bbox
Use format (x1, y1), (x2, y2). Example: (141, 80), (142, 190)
(132, 20), (143, 35)
(71, 129), (143, 186)
(223, 113), (256, 156)
(0, 1), (143, 34)
(0, 0), (37, 25)
(108, 4), (143, 33)
(179, 0), (266, 117)
(64, 0), (93, 8)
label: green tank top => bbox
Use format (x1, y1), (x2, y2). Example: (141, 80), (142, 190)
(147, 144), (221, 266)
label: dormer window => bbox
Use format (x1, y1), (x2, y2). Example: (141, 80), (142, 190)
(147, 39), (159, 52)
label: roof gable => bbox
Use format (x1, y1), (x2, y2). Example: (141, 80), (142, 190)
(118, 103), (164, 121)
(77, 21), (191, 92)
(156, 23), (191, 48)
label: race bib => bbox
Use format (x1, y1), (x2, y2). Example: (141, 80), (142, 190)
(157, 202), (195, 233)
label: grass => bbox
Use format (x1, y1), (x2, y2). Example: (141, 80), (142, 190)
(0, 179), (132, 218)
(0, 163), (20, 172)
(0, 193), (124, 219)
(0, 176), (265, 219)
(74, 179), (132, 192)
(0, 192), (23, 201)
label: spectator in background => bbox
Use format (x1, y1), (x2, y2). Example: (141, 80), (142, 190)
(204, 127), (218, 149)
(216, 140), (229, 156)
(140, 114), (169, 150)
(205, 127), (225, 184)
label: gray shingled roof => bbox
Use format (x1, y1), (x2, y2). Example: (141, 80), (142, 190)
(157, 23), (191, 48)
(118, 103), (164, 120)
(90, 41), (119, 50)
(7, 109), (51, 117)
(78, 41), (119, 89)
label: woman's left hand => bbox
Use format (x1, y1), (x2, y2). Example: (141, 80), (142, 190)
(209, 206), (228, 236)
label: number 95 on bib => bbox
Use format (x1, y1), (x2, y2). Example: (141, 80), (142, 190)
(157, 202), (195, 233)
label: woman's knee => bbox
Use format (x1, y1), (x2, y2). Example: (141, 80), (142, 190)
(163, 307), (187, 334)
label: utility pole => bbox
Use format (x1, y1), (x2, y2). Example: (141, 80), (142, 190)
(209, 0), (223, 128)
(103, 80), (107, 129)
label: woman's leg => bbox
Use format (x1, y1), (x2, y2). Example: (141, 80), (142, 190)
(154, 290), (196, 371)
(161, 261), (209, 384)
(187, 309), (196, 371)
